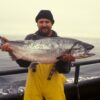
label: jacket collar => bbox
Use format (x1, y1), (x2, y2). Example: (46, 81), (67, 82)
(35, 30), (58, 37)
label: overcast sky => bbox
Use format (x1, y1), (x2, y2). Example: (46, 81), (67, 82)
(0, 0), (100, 38)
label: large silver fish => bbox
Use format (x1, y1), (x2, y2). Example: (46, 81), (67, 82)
(0, 37), (94, 63)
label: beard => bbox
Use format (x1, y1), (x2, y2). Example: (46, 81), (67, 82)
(39, 27), (51, 35)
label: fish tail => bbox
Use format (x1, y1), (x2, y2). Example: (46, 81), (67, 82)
(0, 36), (9, 47)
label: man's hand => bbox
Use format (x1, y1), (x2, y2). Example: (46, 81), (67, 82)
(0, 43), (12, 52)
(57, 53), (75, 62)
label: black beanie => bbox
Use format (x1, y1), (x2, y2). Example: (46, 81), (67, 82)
(35, 10), (54, 24)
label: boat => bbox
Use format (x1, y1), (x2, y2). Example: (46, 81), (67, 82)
(0, 59), (100, 100)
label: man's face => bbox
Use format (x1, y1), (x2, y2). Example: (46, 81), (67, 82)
(37, 18), (53, 33)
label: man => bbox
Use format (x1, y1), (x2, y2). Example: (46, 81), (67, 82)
(1, 10), (75, 100)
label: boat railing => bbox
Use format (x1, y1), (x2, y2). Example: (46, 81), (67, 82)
(0, 59), (100, 84)
(72, 59), (100, 84)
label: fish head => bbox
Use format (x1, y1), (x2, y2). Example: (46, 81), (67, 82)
(70, 41), (95, 59)
(80, 42), (95, 58)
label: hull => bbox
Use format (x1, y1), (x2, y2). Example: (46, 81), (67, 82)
(0, 78), (100, 100)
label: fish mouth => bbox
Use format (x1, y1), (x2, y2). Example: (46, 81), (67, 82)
(74, 51), (95, 59)
(84, 52), (95, 58)
(84, 43), (95, 58)
(81, 42), (95, 58)
(83, 46), (95, 58)
(75, 52), (95, 59)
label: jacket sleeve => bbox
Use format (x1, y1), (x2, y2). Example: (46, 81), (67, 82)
(55, 60), (71, 73)
(16, 34), (34, 68)
(16, 59), (31, 68)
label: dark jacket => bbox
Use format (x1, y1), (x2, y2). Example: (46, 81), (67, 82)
(16, 30), (70, 73)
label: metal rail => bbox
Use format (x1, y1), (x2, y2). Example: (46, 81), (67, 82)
(0, 69), (28, 76)
(0, 59), (100, 77)
(72, 59), (100, 84)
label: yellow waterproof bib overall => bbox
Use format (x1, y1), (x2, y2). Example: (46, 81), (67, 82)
(24, 64), (66, 100)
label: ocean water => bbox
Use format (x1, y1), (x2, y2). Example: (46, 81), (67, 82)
(0, 36), (100, 95)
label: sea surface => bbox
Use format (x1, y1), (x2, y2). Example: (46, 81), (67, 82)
(0, 36), (100, 95)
